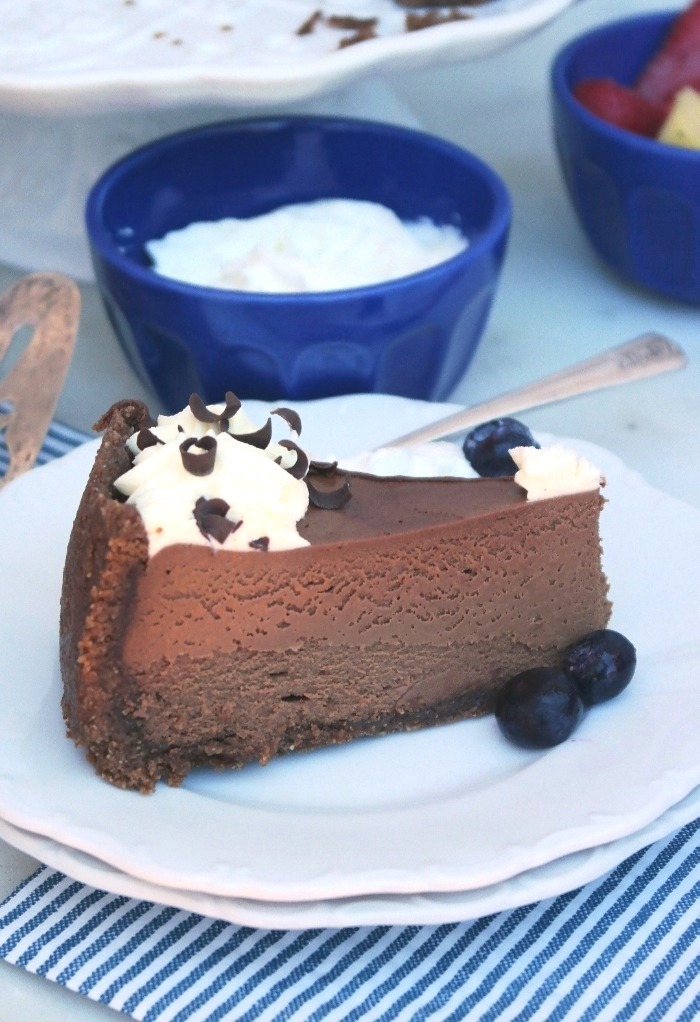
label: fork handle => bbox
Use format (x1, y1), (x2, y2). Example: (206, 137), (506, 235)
(386, 333), (688, 448)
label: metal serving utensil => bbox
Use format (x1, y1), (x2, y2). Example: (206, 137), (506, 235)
(385, 333), (688, 448)
(0, 273), (81, 490)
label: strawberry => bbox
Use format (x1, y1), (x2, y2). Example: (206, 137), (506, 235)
(573, 78), (666, 137)
(636, 0), (700, 105)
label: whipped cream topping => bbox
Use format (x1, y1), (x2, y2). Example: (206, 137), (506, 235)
(115, 400), (310, 556)
(339, 441), (479, 479)
(510, 444), (602, 501)
(146, 199), (467, 293)
(115, 395), (602, 556)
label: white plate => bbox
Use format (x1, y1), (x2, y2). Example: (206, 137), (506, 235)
(0, 0), (577, 114)
(0, 395), (699, 903)
(2, 785), (698, 929)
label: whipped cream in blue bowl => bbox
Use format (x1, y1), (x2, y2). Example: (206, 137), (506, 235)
(86, 115), (511, 412)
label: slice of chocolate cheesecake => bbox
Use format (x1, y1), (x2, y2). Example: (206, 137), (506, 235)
(60, 398), (610, 792)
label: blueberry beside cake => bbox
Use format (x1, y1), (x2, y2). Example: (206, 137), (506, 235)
(60, 395), (611, 792)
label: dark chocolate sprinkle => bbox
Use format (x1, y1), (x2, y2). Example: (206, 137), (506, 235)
(236, 417), (272, 450)
(271, 406), (302, 435)
(249, 536), (270, 552)
(278, 439), (309, 480)
(136, 427), (164, 450)
(180, 435), (217, 476)
(193, 496), (241, 544)
(306, 475), (352, 510)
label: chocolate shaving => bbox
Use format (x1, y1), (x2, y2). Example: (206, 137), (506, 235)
(327, 15), (377, 30)
(249, 536), (270, 552)
(308, 459), (339, 475)
(338, 26), (378, 47)
(329, 16), (378, 47)
(405, 10), (470, 30)
(235, 417), (272, 450)
(296, 11), (377, 47)
(297, 9), (322, 34)
(180, 435), (217, 476)
(271, 406), (302, 435)
(306, 475), (352, 510)
(277, 439), (309, 480)
(136, 427), (164, 450)
(193, 496), (241, 544)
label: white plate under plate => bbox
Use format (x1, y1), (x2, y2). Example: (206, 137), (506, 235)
(0, 0), (577, 114)
(2, 785), (698, 929)
(0, 395), (698, 904)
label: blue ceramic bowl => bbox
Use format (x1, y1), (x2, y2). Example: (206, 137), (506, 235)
(552, 11), (700, 305)
(85, 116), (511, 412)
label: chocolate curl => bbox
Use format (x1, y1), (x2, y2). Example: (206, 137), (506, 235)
(193, 496), (241, 544)
(277, 439), (309, 480)
(306, 474), (352, 510)
(188, 393), (220, 423)
(136, 428), (164, 450)
(271, 406), (302, 435)
(221, 391), (243, 419)
(180, 435), (217, 476)
(249, 536), (270, 552)
(308, 459), (339, 475)
(189, 390), (241, 429)
(235, 417), (272, 450)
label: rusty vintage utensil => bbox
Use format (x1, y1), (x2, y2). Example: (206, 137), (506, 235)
(0, 273), (81, 491)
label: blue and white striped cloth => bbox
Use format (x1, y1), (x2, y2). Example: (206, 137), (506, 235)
(0, 421), (698, 1020)
(0, 819), (698, 1021)
(0, 410), (89, 477)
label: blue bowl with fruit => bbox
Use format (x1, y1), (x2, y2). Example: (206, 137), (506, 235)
(86, 115), (511, 413)
(551, 5), (700, 304)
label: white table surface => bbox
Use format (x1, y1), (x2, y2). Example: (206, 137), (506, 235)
(1, 0), (697, 1017)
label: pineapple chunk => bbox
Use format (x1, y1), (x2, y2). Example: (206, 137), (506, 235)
(657, 87), (700, 149)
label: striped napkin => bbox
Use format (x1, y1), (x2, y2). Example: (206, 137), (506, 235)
(0, 412), (89, 477)
(1, 421), (699, 1020)
(0, 820), (698, 1021)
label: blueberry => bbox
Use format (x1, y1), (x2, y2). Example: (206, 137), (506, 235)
(462, 418), (540, 477)
(495, 667), (584, 750)
(564, 629), (636, 706)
